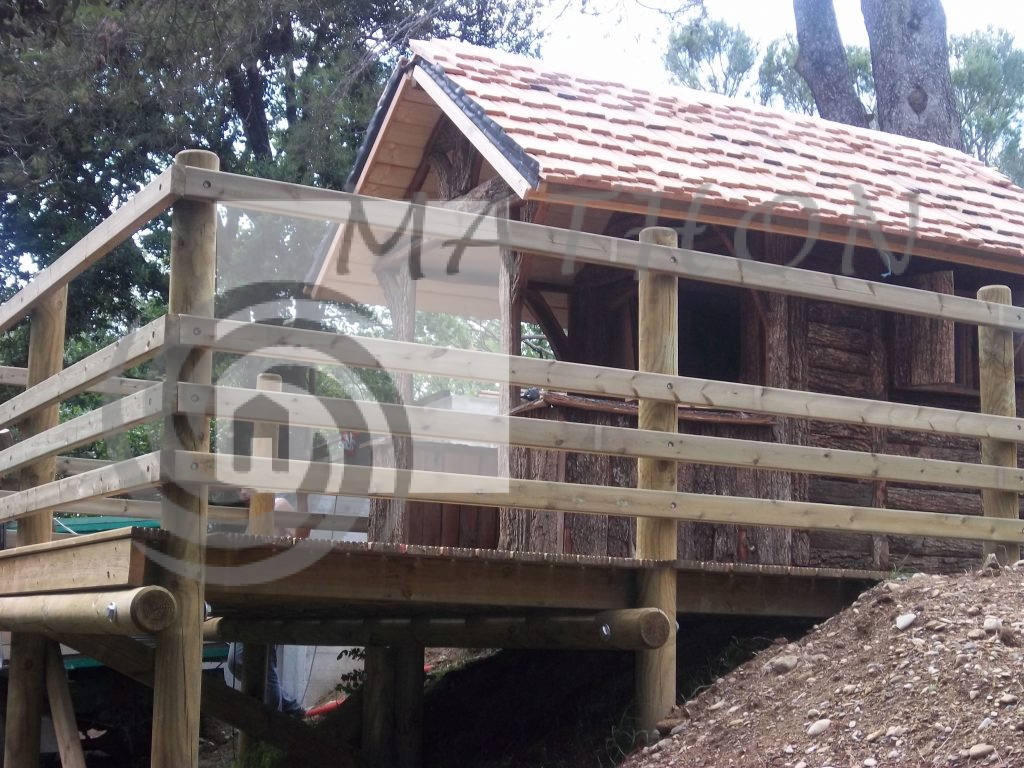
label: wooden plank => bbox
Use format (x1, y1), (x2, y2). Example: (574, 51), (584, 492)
(978, 285), (1021, 565)
(0, 366), (154, 397)
(395, 645), (424, 768)
(0, 384), (166, 479)
(0, 315), (166, 429)
(0, 453), (161, 527)
(152, 149), (217, 768)
(0, 530), (143, 595)
(246, 373), (282, 536)
(45, 643), (87, 768)
(180, 167), (1024, 330)
(175, 451), (1024, 545)
(5, 284), (68, 768)
(635, 227), (678, 738)
(0, 165), (181, 333)
(179, 382), (1024, 494)
(180, 316), (1024, 445)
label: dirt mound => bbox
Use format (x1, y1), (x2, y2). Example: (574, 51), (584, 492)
(625, 559), (1024, 768)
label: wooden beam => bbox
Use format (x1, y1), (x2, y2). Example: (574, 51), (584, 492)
(978, 285), (1021, 565)
(151, 149), (218, 768)
(183, 383), (1024, 494)
(203, 609), (671, 650)
(0, 384), (166, 479)
(635, 227), (678, 739)
(5, 284), (68, 768)
(180, 168), (1024, 329)
(45, 643), (87, 768)
(180, 316), (1024, 445)
(362, 647), (396, 767)
(57, 634), (357, 768)
(0, 587), (177, 635)
(0, 166), (181, 334)
(0, 366), (154, 398)
(0, 316), (166, 429)
(176, 451), (1024, 545)
(0, 453), (161, 526)
(246, 373), (283, 536)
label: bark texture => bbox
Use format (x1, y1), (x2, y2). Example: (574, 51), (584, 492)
(861, 0), (963, 149)
(793, 0), (870, 127)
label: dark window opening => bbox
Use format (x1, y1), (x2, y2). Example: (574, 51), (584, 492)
(678, 282), (744, 383)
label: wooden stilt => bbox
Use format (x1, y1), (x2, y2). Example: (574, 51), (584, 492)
(45, 643), (86, 768)
(395, 645), (424, 768)
(635, 227), (679, 741)
(977, 285), (1020, 565)
(238, 372), (282, 762)
(150, 149), (219, 768)
(3, 285), (67, 768)
(362, 647), (396, 767)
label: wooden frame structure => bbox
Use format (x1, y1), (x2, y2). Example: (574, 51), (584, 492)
(1, 151), (1022, 765)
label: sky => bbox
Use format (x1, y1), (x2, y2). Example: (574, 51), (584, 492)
(538, 0), (1024, 87)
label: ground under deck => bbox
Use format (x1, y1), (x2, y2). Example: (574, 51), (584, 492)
(0, 528), (881, 623)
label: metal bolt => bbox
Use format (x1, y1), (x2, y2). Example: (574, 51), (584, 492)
(202, 180), (212, 189)
(190, 462), (199, 470)
(193, 327), (202, 336)
(106, 602), (117, 622)
(191, 394), (199, 403)
(599, 623), (612, 641)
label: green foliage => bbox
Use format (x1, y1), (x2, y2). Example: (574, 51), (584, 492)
(664, 18), (759, 98)
(758, 37), (815, 114)
(950, 28), (1024, 178)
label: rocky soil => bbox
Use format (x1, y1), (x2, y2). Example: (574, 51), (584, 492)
(626, 556), (1024, 768)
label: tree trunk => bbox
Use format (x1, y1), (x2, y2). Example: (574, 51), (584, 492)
(861, 0), (963, 150)
(793, 0), (870, 127)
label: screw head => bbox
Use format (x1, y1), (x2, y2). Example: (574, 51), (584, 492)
(106, 602), (118, 622)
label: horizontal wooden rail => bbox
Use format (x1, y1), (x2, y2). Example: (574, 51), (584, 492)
(173, 451), (1024, 545)
(0, 315), (166, 429)
(0, 384), (166, 479)
(0, 453), (161, 525)
(182, 383), (1024, 494)
(182, 167), (1024, 330)
(203, 608), (671, 650)
(0, 491), (367, 535)
(0, 366), (153, 398)
(180, 316), (1024, 444)
(0, 586), (177, 635)
(0, 166), (181, 334)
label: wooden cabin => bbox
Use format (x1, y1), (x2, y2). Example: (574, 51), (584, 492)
(308, 38), (1024, 573)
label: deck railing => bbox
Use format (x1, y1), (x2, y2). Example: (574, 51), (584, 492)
(1, 149), (1022, 764)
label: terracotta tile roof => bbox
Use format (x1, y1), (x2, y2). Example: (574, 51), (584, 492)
(408, 38), (1024, 266)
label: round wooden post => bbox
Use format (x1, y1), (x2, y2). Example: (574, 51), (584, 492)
(238, 372), (281, 761)
(3, 285), (67, 768)
(635, 227), (678, 740)
(977, 285), (1020, 565)
(151, 149), (219, 768)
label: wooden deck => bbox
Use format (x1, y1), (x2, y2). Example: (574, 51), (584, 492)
(0, 527), (880, 622)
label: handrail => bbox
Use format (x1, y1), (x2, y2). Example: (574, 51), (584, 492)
(178, 383), (1024, 494)
(173, 451), (1024, 546)
(0, 166), (181, 334)
(180, 316), (1024, 444)
(0, 315), (167, 429)
(180, 166), (1024, 330)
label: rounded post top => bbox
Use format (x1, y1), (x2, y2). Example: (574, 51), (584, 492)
(174, 149), (220, 171)
(639, 226), (678, 248)
(978, 285), (1012, 304)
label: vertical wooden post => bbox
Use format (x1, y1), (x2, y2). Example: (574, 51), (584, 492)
(151, 149), (219, 768)
(977, 285), (1020, 565)
(238, 372), (281, 762)
(362, 647), (396, 766)
(394, 645), (424, 768)
(3, 285), (67, 768)
(635, 227), (678, 740)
